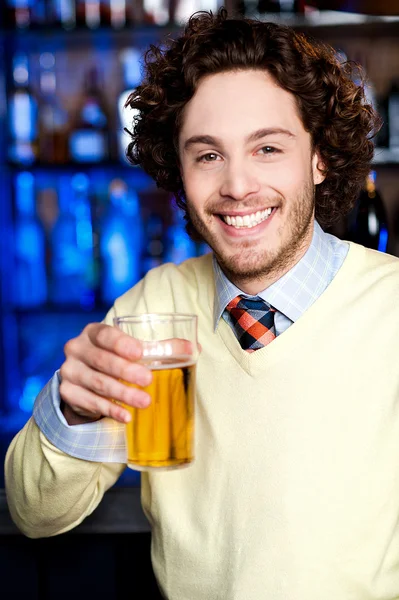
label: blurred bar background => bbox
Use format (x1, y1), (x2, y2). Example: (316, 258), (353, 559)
(1, 0), (399, 487)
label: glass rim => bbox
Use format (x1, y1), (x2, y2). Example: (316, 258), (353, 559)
(113, 313), (198, 325)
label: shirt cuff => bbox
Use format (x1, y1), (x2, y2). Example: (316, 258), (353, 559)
(33, 370), (127, 463)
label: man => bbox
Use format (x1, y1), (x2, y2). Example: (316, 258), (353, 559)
(5, 9), (399, 600)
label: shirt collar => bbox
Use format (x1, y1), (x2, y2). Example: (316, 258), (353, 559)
(213, 220), (342, 330)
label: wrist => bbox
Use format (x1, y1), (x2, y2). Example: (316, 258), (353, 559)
(60, 399), (102, 426)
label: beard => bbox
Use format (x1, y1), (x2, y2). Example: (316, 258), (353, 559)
(185, 178), (316, 289)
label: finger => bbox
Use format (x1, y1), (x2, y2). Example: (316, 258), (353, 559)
(60, 380), (132, 424)
(68, 359), (151, 408)
(69, 346), (152, 387)
(85, 323), (143, 360)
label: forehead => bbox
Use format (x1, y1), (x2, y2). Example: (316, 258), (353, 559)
(179, 69), (305, 143)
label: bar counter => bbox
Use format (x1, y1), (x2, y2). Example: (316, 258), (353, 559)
(0, 486), (150, 535)
(0, 487), (162, 599)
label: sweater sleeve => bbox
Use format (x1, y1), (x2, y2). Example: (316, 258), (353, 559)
(4, 304), (126, 539)
(4, 415), (126, 538)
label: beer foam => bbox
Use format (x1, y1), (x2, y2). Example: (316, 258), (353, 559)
(140, 355), (195, 370)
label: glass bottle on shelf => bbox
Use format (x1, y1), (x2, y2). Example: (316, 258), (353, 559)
(142, 0), (169, 24)
(347, 170), (389, 253)
(50, 174), (96, 309)
(8, 52), (38, 166)
(117, 47), (142, 163)
(68, 66), (111, 163)
(127, 0), (145, 25)
(47, 0), (77, 29)
(38, 52), (69, 164)
(13, 172), (48, 308)
(5, 0), (32, 29)
(76, 0), (109, 27)
(108, 0), (127, 27)
(164, 204), (197, 264)
(99, 179), (144, 305)
(172, 0), (222, 24)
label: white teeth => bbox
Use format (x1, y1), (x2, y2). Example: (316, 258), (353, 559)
(222, 208), (274, 229)
(243, 215), (250, 226)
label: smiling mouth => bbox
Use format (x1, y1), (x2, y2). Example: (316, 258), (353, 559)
(218, 207), (276, 229)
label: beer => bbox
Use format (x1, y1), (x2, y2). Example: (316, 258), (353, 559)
(122, 356), (196, 470)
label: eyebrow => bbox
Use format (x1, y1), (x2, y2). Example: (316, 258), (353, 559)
(183, 127), (296, 151)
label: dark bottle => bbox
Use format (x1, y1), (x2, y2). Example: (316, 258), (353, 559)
(348, 171), (389, 253)
(38, 52), (69, 164)
(99, 179), (144, 305)
(47, 0), (77, 29)
(8, 52), (39, 165)
(13, 172), (48, 308)
(5, 0), (32, 29)
(50, 174), (96, 308)
(68, 66), (111, 163)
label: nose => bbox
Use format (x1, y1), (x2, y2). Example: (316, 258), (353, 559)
(219, 159), (261, 201)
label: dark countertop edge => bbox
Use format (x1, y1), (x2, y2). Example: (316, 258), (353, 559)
(0, 487), (151, 535)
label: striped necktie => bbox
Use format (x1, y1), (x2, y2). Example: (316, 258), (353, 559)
(225, 295), (276, 352)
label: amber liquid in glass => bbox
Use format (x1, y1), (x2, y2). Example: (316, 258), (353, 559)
(122, 357), (196, 470)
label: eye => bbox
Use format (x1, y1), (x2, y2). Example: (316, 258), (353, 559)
(257, 146), (280, 155)
(197, 153), (220, 163)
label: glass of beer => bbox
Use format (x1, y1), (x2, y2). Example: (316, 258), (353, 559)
(113, 313), (198, 472)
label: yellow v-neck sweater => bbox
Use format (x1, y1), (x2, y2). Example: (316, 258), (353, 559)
(5, 242), (399, 599)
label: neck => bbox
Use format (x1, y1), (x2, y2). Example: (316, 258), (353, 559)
(227, 228), (314, 296)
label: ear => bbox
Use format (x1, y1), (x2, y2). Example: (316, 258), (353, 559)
(312, 151), (326, 186)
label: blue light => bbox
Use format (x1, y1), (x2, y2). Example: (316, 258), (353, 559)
(378, 226), (388, 253)
(19, 376), (46, 413)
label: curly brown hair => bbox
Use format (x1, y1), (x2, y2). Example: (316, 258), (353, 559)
(125, 8), (380, 237)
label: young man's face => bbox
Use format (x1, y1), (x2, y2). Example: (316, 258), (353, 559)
(178, 69), (325, 294)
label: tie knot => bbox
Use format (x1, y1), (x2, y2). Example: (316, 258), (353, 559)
(225, 295), (276, 352)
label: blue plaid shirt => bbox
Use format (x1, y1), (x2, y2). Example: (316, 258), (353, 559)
(33, 220), (349, 463)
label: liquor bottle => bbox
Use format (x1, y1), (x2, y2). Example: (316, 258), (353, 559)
(5, 0), (32, 28)
(47, 0), (77, 28)
(388, 79), (399, 151)
(164, 206), (197, 264)
(13, 172), (48, 308)
(76, 0), (102, 28)
(50, 174), (96, 308)
(172, 0), (221, 25)
(347, 171), (389, 253)
(127, 0), (145, 25)
(109, 0), (127, 27)
(68, 66), (111, 163)
(99, 179), (144, 305)
(31, 0), (47, 26)
(117, 48), (142, 163)
(8, 52), (38, 165)
(38, 52), (69, 164)
(142, 0), (168, 24)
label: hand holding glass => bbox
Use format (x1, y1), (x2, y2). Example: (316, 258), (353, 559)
(114, 314), (198, 471)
